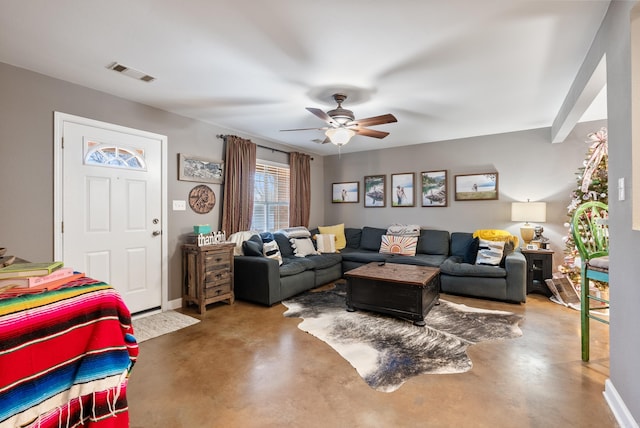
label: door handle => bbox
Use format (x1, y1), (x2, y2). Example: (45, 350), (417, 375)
(152, 230), (162, 236)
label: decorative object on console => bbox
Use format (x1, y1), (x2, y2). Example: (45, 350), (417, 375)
(364, 175), (386, 207)
(511, 200), (546, 245)
(454, 173), (498, 201)
(421, 170), (448, 207)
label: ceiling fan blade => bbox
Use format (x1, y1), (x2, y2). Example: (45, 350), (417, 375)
(280, 127), (328, 132)
(348, 113), (397, 127)
(353, 127), (390, 139)
(306, 107), (339, 126)
(312, 137), (331, 144)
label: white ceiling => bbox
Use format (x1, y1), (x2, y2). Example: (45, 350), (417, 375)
(0, 0), (610, 155)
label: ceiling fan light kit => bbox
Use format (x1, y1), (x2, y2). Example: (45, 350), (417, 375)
(325, 127), (356, 146)
(281, 93), (397, 149)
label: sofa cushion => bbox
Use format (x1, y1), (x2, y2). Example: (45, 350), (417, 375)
(379, 235), (418, 256)
(279, 260), (307, 277)
(450, 232), (475, 258)
(389, 254), (446, 267)
(263, 240), (283, 265)
(360, 227), (387, 251)
(440, 257), (506, 278)
(228, 230), (259, 256)
(344, 228), (362, 249)
(290, 237), (320, 257)
(242, 239), (264, 257)
(464, 237), (480, 264)
(416, 229), (450, 255)
(476, 239), (505, 266)
(339, 249), (388, 263)
(318, 223), (346, 250)
(274, 232), (294, 258)
(315, 234), (337, 253)
(305, 253), (343, 270)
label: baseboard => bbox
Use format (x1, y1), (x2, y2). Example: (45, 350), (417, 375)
(604, 379), (639, 428)
(166, 297), (183, 310)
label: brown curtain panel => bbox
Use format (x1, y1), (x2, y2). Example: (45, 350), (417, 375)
(221, 135), (256, 235)
(289, 151), (311, 228)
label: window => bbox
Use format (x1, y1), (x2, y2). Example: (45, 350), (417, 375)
(84, 140), (146, 170)
(251, 161), (289, 232)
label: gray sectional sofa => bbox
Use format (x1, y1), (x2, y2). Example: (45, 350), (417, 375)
(233, 226), (527, 306)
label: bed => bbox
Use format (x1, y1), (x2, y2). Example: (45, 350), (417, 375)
(0, 277), (138, 427)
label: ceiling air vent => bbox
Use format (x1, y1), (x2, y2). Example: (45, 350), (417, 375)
(107, 62), (156, 83)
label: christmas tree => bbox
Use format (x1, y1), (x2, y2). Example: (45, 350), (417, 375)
(559, 127), (608, 285)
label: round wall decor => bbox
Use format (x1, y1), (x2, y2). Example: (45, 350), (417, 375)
(188, 184), (216, 214)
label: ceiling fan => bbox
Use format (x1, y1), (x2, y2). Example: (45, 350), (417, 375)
(281, 93), (397, 146)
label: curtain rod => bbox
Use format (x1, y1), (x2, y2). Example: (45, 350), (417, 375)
(216, 134), (314, 160)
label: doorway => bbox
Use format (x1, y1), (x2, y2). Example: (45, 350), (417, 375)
(54, 112), (168, 314)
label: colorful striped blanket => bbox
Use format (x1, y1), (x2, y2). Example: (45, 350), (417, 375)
(0, 279), (138, 427)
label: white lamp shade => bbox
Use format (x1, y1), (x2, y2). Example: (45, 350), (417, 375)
(511, 201), (546, 223)
(325, 127), (355, 146)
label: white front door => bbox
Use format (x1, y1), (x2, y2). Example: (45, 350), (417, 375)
(54, 113), (167, 314)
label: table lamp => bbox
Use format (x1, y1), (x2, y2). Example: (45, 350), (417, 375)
(511, 200), (546, 246)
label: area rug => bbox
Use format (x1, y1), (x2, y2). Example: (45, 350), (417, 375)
(282, 283), (523, 392)
(132, 310), (200, 343)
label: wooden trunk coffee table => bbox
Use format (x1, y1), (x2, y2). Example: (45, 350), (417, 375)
(344, 262), (440, 326)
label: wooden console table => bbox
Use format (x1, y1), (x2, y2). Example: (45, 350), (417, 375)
(182, 243), (235, 314)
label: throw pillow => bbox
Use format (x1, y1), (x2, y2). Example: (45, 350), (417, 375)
(263, 240), (283, 265)
(475, 239), (505, 266)
(315, 234), (337, 253)
(280, 226), (311, 238)
(242, 240), (264, 257)
(227, 230), (259, 256)
(463, 237), (480, 264)
(260, 231), (275, 242)
(289, 237), (319, 257)
(379, 235), (418, 256)
(318, 223), (346, 250)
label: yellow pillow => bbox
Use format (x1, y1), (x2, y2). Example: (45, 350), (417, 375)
(473, 229), (519, 248)
(318, 223), (346, 250)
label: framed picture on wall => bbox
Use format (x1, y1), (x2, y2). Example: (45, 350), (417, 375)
(421, 170), (448, 207)
(332, 181), (360, 203)
(454, 172), (498, 201)
(178, 153), (224, 184)
(364, 175), (386, 207)
(391, 173), (415, 207)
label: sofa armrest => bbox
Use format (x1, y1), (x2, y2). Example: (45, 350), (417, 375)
(504, 250), (527, 303)
(234, 256), (281, 306)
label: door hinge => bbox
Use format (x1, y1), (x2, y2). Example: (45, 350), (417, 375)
(61, 221), (64, 233)
(61, 137), (64, 149)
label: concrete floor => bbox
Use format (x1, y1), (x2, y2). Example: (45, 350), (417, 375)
(127, 292), (616, 428)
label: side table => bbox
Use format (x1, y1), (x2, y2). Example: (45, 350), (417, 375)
(521, 248), (554, 296)
(182, 242), (235, 314)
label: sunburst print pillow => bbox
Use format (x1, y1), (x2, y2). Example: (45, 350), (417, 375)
(379, 235), (418, 256)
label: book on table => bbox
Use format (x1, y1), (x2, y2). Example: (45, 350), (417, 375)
(0, 267), (75, 288)
(0, 261), (64, 280)
(0, 272), (85, 295)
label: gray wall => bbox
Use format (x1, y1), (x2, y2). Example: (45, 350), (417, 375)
(596, 1), (640, 423)
(0, 62), (325, 302)
(323, 122), (604, 270)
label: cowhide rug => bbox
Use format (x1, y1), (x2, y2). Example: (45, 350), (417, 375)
(282, 282), (523, 392)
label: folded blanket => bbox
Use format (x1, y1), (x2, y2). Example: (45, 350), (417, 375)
(279, 226), (311, 238)
(386, 224), (421, 237)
